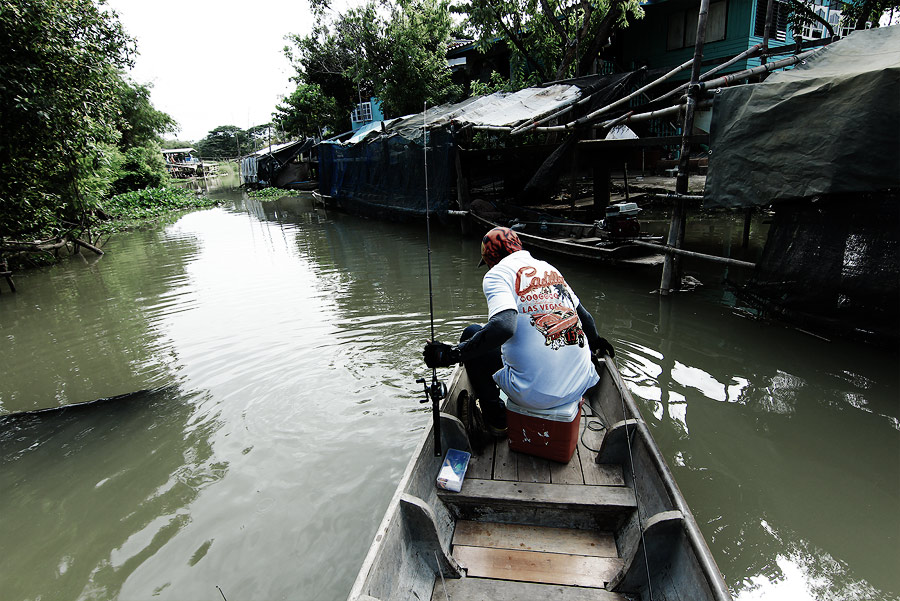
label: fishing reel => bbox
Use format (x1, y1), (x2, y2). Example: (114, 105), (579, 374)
(416, 377), (447, 404)
(417, 375), (447, 457)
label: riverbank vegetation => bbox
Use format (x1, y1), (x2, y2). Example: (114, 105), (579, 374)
(1, 0), (179, 265)
(247, 187), (294, 200)
(99, 187), (222, 232)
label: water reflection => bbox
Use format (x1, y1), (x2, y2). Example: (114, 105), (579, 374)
(0, 386), (224, 601)
(0, 227), (204, 414)
(585, 289), (899, 600)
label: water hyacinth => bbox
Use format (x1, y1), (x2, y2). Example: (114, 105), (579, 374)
(99, 186), (222, 232)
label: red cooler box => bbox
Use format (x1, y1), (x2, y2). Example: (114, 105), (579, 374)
(506, 398), (581, 463)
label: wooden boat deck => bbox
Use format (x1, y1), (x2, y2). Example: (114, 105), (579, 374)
(432, 413), (631, 601)
(466, 412), (624, 487)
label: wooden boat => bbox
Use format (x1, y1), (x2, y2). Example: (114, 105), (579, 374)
(469, 211), (665, 267)
(348, 357), (732, 601)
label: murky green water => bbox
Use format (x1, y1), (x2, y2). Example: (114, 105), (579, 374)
(1, 177), (897, 601)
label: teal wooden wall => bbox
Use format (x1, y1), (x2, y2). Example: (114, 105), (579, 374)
(619, 0), (796, 79)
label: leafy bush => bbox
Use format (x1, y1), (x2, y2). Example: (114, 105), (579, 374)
(0, 0), (135, 239)
(112, 145), (169, 194)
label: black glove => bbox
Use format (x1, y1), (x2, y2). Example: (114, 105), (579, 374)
(590, 337), (615, 359)
(423, 341), (461, 368)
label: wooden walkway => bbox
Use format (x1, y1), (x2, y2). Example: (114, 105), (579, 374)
(433, 413), (632, 601)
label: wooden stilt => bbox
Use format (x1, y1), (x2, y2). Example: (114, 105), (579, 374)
(742, 208), (753, 249)
(661, 0), (710, 295)
(0, 260), (14, 293)
(455, 147), (471, 236)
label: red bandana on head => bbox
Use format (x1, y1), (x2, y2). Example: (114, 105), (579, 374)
(480, 227), (522, 268)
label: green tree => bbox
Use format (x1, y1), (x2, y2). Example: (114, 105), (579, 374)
(194, 125), (252, 159)
(455, 0), (643, 83)
(110, 77), (177, 194)
(374, 0), (462, 116)
(284, 3), (379, 131)
(114, 78), (178, 151)
(282, 0), (460, 128)
(0, 0), (135, 239)
(161, 139), (195, 150)
(274, 83), (342, 137)
(843, 0), (899, 28)
(245, 123), (279, 151)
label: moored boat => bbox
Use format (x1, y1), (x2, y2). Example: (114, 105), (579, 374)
(469, 211), (664, 267)
(348, 356), (732, 601)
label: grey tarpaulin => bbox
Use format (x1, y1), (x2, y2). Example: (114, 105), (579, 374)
(704, 26), (900, 208)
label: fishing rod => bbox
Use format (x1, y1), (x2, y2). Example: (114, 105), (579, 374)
(416, 102), (445, 457)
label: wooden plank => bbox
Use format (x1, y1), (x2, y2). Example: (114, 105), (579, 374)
(579, 420), (625, 486)
(444, 479), (636, 510)
(453, 546), (624, 588)
(453, 520), (618, 558)
(467, 441), (494, 480)
(549, 441), (585, 485)
(432, 577), (630, 601)
(587, 463), (625, 487)
(493, 438), (518, 481)
(516, 452), (551, 483)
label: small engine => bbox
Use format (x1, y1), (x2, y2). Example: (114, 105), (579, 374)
(604, 202), (642, 238)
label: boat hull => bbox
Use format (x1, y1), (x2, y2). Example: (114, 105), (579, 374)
(348, 358), (731, 601)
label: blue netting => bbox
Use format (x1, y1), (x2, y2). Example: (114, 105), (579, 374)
(318, 129), (454, 218)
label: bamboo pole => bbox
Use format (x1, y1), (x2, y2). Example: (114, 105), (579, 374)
(645, 192), (705, 202)
(761, 0), (776, 66)
(510, 60), (693, 136)
(698, 49), (819, 91)
(660, 0), (710, 295)
(633, 240), (756, 268)
(651, 44), (764, 104)
(509, 89), (594, 135)
(574, 59), (694, 127)
(511, 67), (652, 136)
(473, 97), (713, 135)
(471, 125), (515, 132)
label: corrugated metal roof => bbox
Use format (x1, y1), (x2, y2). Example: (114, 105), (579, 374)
(249, 140), (305, 157)
(324, 84), (583, 145)
(447, 39), (475, 52)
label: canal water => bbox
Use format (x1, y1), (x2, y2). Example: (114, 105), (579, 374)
(1, 178), (897, 601)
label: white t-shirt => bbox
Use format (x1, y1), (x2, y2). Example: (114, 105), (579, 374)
(483, 250), (600, 409)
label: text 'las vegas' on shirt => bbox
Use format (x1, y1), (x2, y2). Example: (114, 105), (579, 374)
(483, 250), (599, 409)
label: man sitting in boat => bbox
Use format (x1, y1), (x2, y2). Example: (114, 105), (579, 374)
(423, 226), (614, 437)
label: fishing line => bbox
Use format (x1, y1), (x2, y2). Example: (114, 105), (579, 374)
(424, 102), (435, 345)
(418, 101), (444, 457)
(613, 355), (655, 601)
(434, 550), (451, 601)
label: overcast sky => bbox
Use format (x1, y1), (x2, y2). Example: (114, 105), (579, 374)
(105, 0), (345, 142)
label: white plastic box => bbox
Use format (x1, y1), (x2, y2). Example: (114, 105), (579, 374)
(436, 448), (471, 492)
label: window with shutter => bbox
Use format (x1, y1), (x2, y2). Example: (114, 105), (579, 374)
(755, 0), (788, 39)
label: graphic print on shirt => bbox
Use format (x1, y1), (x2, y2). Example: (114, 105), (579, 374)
(515, 266), (585, 350)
